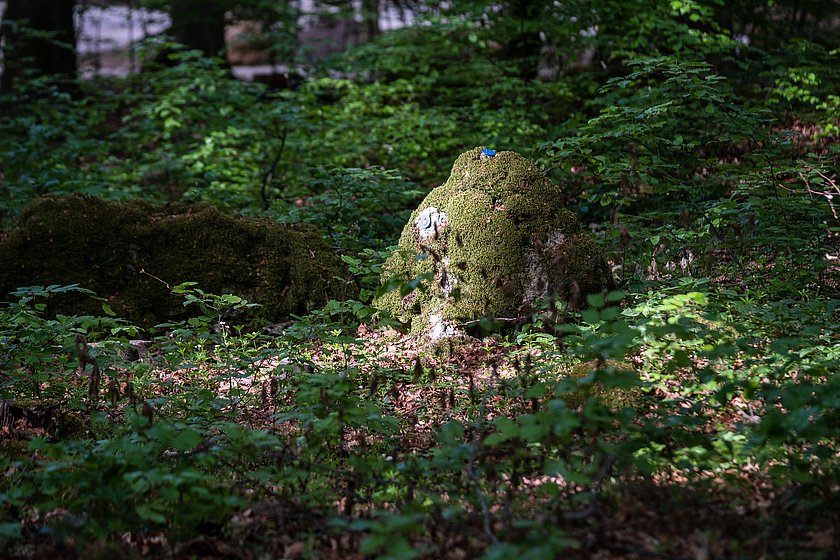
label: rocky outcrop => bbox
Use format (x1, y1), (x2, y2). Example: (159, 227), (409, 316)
(375, 147), (613, 339)
(0, 196), (348, 328)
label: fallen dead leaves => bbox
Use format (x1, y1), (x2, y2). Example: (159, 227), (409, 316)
(5, 324), (840, 560)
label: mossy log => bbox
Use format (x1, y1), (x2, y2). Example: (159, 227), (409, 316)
(0, 196), (349, 328)
(375, 147), (614, 339)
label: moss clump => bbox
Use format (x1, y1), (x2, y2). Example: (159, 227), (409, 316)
(561, 360), (641, 410)
(376, 147), (613, 338)
(0, 439), (31, 460)
(0, 196), (348, 328)
(0, 399), (87, 460)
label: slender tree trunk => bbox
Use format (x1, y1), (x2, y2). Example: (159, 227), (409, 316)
(167, 0), (228, 60)
(507, 0), (542, 81)
(361, 0), (380, 41)
(0, 0), (77, 92)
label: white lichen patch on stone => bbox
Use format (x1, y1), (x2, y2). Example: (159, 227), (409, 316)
(415, 206), (448, 239)
(439, 257), (458, 297)
(428, 311), (459, 340)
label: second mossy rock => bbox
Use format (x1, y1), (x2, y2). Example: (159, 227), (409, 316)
(376, 147), (613, 338)
(0, 196), (348, 328)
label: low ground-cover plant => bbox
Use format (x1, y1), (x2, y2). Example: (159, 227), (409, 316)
(1, 275), (838, 558)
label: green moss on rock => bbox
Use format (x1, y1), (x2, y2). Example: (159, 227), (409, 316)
(561, 360), (641, 410)
(376, 147), (613, 338)
(0, 196), (348, 328)
(0, 398), (88, 458)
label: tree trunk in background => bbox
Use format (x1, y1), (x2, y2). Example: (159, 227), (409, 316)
(167, 0), (228, 60)
(507, 0), (542, 81)
(361, 0), (380, 41)
(0, 0), (77, 93)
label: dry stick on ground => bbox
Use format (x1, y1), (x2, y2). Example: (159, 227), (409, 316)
(791, 171), (839, 222)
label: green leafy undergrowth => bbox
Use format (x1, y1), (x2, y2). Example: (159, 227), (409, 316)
(1, 280), (838, 558)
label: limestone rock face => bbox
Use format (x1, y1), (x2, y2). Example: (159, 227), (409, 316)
(0, 196), (348, 328)
(375, 147), (613, 338)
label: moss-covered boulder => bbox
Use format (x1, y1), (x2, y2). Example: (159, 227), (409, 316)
(561, 360), (641, 410)
(0, 196), (348, 328)
(375, 147), (613, 338)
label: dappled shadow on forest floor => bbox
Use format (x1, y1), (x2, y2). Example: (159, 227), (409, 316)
(5, 319), (838, 560)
